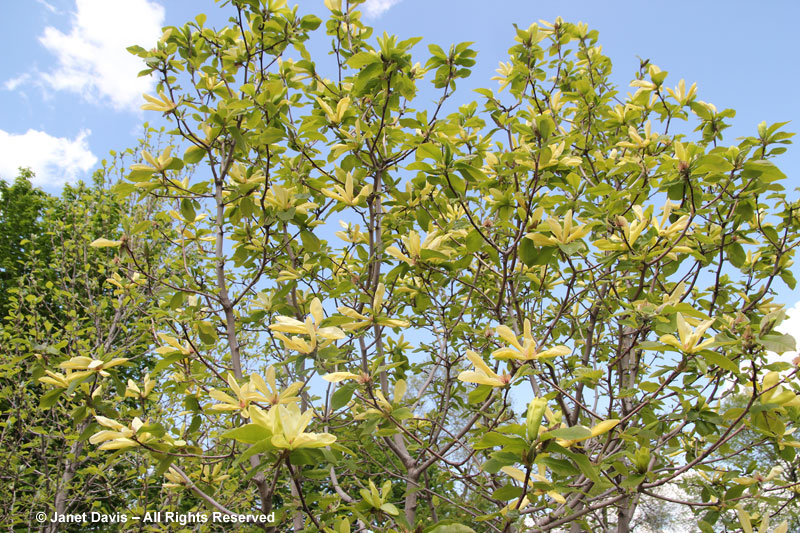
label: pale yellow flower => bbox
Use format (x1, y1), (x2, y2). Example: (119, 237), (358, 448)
(264, 185), (318, 214)
(492, 319), (571, 361)
(337, 283), (409, 332)
(209, 373), (268, 418)
(526, 210), (590, 246)
(457, 350), (510, 387)
(59, 356), (128, 381)
(90, 417), (147, 451)
(125, 373), (155, 399)
(269, 298), (345, 354)
(554, 419), (621, 448)
(322, 171), (371, 206)
(659, 313), (715, 354)
(270, 403), (336, 450)
(499, 466), (565, 513)
(250, 366), (303, 406)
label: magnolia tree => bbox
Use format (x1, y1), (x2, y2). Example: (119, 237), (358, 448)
(39, 0), (800, 531)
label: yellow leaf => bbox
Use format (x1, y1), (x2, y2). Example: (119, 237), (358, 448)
(322, 372), (360, 382)
(590, 419), (620, 438)
(90, 238), (122, 248)
(141, 90), (177, 113)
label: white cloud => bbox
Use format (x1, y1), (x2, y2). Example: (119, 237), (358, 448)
(38, 0), (164, 111)
(0, 129), (98, 188)
(774, 300), (800, 365)
(35, 0), (58, 14)
(361, 0), (403, 18)
(4, 73), (31, 91)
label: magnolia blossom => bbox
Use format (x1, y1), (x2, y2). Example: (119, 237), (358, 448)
(526, 209), (590, 246)
(336, 283), (409, 331)
(269, 298), (345, 354)
(249, 403), (336, 450)
(58, 356), (128, 382)
(264, 184), (318, 214)
(250, 366), (303, 406)
(209, 373), (268, 417)
(499, 465), (566, 514)
(457, 350), (510, 387)
(125, 373), (155, 399)
(659, 313), (715, 354)
(322, 170), (371, 206)
(89, 416), (184, 451)
(491, 319), (571, 361)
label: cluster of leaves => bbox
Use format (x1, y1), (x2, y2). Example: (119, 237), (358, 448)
(0, 141), (217, 530)
(0, 170), (50, 317)
(22, 0), (800, 531)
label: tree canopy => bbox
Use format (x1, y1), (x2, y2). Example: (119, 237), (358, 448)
(6, 1), (800, 532)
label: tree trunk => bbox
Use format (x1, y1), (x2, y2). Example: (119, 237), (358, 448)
(404, 470), (420, 526)
(48, 420), (89, 533)
(616, 493), (639, 533)
(615, 326), (641, 532)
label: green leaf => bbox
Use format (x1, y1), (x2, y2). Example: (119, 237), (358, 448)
(518, 238), (539, 267)
(620, 474), (645, 490)
(197, 321), (217, 344)
(39, 388), (65, 409)
(426, 523), (477, 533)
(380, 503), (399, 516)
(331, 382), (356, 411)
(542, 426), (592, 441)
(153, 454), (175, 478)
(138, 423), (166, 438)
(535, 115), (555, 140)
(152, 352), (185, 375)
(465, 229), (483, 253)
(228, 126), (246, 151)
(446, 172), (466, 195)
(163, 157), (184, 172)
(299, 14), (322, 30)
(727, 242), (745, 268)
(456, 164), (487, 183)
(758, 333), (796, 354)
(468, 385), (492, 404)
(702, 351), (739, 373)
(492, 485), (523, 501)
(220, 424), (271, 444)
(348, 52), (380, 68)
(180, 199), (196, 222)
(695, 154), (733, 173)
(668, 183), (685, 201)
(300, 230), (320, 252)
(183, 145), (206, 164)
(392, 407), (413, 421)
(538, 456), (579, 477)
(559, 447), (604, 486)
(233, 440), (274, 467)
(481, 457), (511, 474)
(742, 160), (786, 184)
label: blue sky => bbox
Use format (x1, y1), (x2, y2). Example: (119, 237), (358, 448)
(1, 0), (799, 317)
(1, 0), (798, 191)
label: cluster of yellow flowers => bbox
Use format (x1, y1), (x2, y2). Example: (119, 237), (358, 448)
(457, 319), (571, 389)
(89, 416), (186, 451)
(38, 356), (129, 388)
(268, 297), (345, 354)
(208, 368), (303, 417)
(248, 402), (336, 451)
